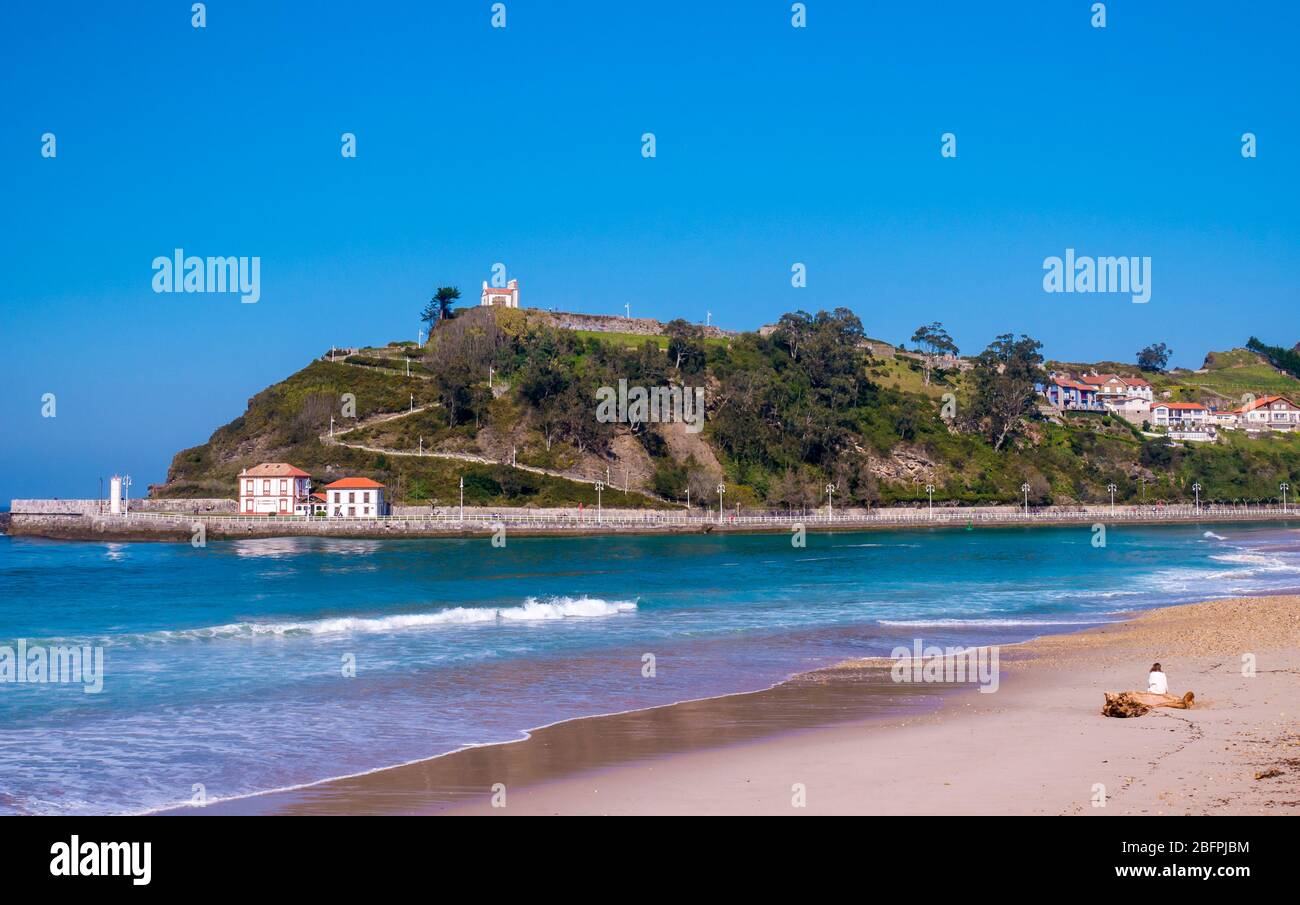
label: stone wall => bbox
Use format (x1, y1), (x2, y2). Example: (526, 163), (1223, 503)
(9, 498), (236, 515)
(520, 309), (736, 339)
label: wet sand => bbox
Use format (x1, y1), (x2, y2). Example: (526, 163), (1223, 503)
(175, 595), (1300, 816)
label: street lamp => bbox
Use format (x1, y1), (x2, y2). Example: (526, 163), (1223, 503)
(410, 393), (414, 412)
(122, 475), (132, 515)
(459, 476), (464, 523)
(686, 487), (690, 512)
(825, 483), (836, 520)
(1282, 482), (1291, 514)
(595, 481), (605, 523)
(419, 436), (424, 456)
(329, 415), (335, 438)
(1192, 482), (1202, 512)
(717, 483), (726, 524)
(1107, 483), (1117, 513)
(1020, 482), (1031, 514)
(925, 484), (935, 516)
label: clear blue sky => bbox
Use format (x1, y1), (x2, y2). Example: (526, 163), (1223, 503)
(2, 1), (1296, 500)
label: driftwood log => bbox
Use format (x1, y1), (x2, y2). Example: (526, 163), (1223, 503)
(1102, 690), (1195, 718)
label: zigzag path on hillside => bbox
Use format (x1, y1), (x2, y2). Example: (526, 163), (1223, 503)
(319, 404), (664, 502)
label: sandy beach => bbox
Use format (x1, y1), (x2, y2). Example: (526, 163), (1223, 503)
(185, 594), (1300, 817)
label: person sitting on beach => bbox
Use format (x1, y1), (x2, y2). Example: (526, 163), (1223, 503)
(1148, 662), (1168, 695)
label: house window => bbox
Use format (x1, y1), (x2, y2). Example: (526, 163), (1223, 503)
(280, 479), (287, 493)
(349, 492), (355, 503)
(363, 492), (370, 503)
(262, 480), (270, 494)
(245, 480), (253, 494)
(348, 507), (356, 516)
(245, 500), (252, 512)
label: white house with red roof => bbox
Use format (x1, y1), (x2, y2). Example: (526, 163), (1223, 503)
(324, 477), (389, 517)
(480, 279), (520, 308)
(239, 463), (312, 514)
(1151, 401), (1208, 428)
(1233, 395), (1300, 432)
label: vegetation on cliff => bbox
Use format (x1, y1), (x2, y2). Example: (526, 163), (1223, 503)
(158, 307), (1300, 509)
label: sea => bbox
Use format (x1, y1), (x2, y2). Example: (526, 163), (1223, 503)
(1, 521), (1298, 814)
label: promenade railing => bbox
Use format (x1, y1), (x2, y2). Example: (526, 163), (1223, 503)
(106, 504), (1298, 532)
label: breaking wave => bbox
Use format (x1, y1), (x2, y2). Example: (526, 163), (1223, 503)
(99, 597), (639, 644)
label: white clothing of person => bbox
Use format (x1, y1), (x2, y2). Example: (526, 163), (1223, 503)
(1148, 670), (1168, 695)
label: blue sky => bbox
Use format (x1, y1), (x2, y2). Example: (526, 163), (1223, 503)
(1, 1), (1296, 499)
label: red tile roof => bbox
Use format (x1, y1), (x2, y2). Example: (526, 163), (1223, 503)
(324, 477), (386, 489)
(1239, 394), (1297, 412)
(243, 463), (310, 478)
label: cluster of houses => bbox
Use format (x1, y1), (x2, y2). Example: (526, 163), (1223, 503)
(237, 463), (390, 517)
(1043, 373), (1300, 441)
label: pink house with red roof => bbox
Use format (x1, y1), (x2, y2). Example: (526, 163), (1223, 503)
(239, 463), (312, 514)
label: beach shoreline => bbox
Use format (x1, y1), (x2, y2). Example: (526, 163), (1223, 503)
(171, 594), (1300, 817)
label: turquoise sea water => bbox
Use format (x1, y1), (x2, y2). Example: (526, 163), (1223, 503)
(1, 522), (1298, 815)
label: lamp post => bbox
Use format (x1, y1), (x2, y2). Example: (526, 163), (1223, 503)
(925, 484), (935, 517)
(410, 393), (414, 412)
(825, 483), (836, 520)
(123, 476), (132, 515)
(419, 436), (423, 456)
(1107, 483), (1117, 513)
(406, 358), (410, 378)
(1021, 482), (1031, 514)
(489, 365), (494, 389)
(459, 476), (464, 523)
(329, 416), (335, 438)
(1282, 482), (1291, 514)
(595, 481), (605, 524)
(717, 483), (726, 524)
(686, 487), (690, 512)
(1192, 482), (1202, 513)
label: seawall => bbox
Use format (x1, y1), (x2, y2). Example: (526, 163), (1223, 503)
(6, 505), (1297, 543)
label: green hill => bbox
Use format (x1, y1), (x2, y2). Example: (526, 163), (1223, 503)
(155, 310), (1300, 508)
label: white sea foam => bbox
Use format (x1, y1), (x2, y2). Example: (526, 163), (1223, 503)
(114, 597), (638, 643)
(1203, 531), (1227, 540)
(877, 617), (1116, 628)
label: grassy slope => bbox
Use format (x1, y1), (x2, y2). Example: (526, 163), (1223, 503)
(159, 359), (660, 509)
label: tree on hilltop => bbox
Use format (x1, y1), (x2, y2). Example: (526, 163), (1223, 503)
(1137, 342), (1172, 373)
(421, 286), (462, 335)
(910, 321), (959, 386)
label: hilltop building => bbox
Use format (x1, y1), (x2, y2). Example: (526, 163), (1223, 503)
(480, 279), (520, 308)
